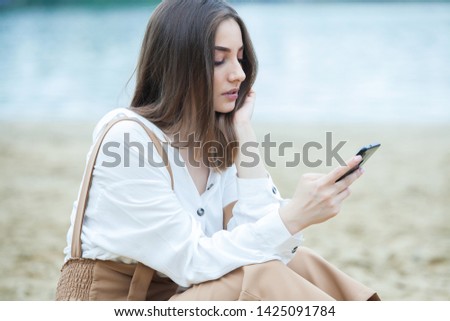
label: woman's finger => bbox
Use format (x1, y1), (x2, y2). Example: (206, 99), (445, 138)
(334, 187), (352, 203)
(334, 166), (364, 192)
(321, 155), (362, 185)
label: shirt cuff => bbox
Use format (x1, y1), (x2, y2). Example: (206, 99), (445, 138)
(253, 210), (304, 264)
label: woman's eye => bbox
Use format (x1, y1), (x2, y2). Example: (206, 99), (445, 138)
(214, 58), (243, 66)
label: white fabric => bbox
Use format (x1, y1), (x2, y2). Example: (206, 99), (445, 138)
(63, 108), (303, 287)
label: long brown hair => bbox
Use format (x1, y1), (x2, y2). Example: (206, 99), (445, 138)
(130, 0), (257, 170)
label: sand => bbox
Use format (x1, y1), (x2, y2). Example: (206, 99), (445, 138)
(0, 120), (449, 300)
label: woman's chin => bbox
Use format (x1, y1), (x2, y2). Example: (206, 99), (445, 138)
(215, 103), (236, 114)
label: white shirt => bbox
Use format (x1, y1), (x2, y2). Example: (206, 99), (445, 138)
(64, 108), (303, 287)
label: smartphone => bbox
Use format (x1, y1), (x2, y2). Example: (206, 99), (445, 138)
(335, 143), (381, 182)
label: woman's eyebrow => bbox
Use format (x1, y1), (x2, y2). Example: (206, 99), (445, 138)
(215, 46), (244, 52)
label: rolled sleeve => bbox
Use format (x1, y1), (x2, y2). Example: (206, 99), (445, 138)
(253, 210), (305, 264)
(227, 171), (284, 228)
(236, 172), (283, 205)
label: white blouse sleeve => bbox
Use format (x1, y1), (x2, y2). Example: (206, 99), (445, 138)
(82, 121), (301, 287)
(223, 165), (285, 229)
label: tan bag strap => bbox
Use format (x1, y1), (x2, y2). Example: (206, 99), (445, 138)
(71, 116), (174, 258)
(127, 263), (156, 300)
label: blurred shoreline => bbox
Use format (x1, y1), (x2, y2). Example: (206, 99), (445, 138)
(2, 2), (450, 123)
(0, 120), (449, 300)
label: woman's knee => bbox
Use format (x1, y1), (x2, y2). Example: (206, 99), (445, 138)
(242, 259), (293, 287)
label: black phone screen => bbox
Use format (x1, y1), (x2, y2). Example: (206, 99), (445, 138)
(335, 143), (381, 183)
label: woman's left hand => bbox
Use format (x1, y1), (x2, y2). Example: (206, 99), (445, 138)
(233, 88), (255, 126)
(232, 88), (267, 178)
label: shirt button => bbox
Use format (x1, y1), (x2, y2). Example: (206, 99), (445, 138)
(196, 208), (205, 216)
(291, 246), (298, 254)
(272, 186), (278, 194)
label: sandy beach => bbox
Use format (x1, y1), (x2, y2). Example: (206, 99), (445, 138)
(0, 120), (449, 300)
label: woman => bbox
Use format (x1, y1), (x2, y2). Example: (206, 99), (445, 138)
(57, 0), (379, 300)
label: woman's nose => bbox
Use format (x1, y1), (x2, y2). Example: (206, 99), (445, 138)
(228, 60), (246, 83)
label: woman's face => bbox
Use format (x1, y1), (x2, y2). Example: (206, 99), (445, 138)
(213, 18), (246, 114)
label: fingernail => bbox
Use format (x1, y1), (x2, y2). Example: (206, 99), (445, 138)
(359, 167), (365, 174)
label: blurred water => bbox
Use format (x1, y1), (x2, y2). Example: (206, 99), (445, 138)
(0, 2), (449, 123)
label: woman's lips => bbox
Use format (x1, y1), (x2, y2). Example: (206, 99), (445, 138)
(223, 89), (239, 101)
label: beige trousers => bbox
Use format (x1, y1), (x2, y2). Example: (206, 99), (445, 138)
(170, 247), (379, 301)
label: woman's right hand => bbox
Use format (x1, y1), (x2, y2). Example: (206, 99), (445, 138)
(279, 156), (364, 235)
